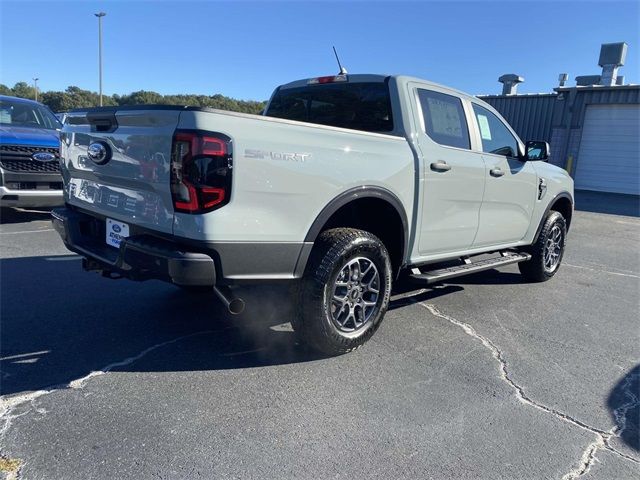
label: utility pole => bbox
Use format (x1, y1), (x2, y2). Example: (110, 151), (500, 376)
(95, 12), (107, 106)
(33, 78), (39, 102)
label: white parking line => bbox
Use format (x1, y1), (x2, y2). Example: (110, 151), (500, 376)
(564, 263), (640, 279)
(0, 228), (54, 235)
(0, 350), (50, 362)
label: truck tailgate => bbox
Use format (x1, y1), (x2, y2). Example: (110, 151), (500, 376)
(61, 108), (181, 234)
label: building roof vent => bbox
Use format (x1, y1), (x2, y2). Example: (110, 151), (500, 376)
(598, 42), (627, 86)
(576, 75), (602, 86)
(616, 75), (625, 85)
(558, 73), (569, 87)
(498, 74), (524, 95)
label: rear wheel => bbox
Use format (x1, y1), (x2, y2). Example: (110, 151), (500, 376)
(294, 228), (392, 355)
(519, 211), (567, 282)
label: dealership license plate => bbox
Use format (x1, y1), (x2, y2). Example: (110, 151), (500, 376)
(106, 218), (130, 248)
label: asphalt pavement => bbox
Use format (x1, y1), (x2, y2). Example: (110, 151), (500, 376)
(0, 196), (638, 480)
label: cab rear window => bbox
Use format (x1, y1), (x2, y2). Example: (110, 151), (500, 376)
(265, 82), (394, 133)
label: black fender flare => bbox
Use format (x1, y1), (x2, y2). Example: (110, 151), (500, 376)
(302, 185), (409, 262)
(532, 191), (574, 243)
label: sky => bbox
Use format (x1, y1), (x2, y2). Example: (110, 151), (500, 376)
(1, 0), (638, 101)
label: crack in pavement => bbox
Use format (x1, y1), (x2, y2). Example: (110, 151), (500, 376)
(0, 327), (233, 477)
(561, 373), (640, 480)
(420, 303), (640, 479)
(1, 302), (637, 479)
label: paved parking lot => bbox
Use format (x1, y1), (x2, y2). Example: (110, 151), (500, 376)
(1, 196), (639, 479)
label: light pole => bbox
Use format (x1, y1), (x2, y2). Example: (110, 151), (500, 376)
(95, 12), (106, 106)
(32, 78), (39, 102)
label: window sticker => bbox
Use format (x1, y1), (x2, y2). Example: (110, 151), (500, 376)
(477, 114), (492, 140)
(427, 98), (462, 138)
(0, 108), (11, 123)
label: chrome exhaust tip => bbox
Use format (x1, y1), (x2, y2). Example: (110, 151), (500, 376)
(214, 286), (245, 315)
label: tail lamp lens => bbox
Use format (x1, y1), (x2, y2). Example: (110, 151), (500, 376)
(171, 131), (232, 213)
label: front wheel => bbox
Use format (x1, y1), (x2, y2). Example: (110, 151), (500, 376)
(295, 228), (392, 355)
(519, 210), (567, 282)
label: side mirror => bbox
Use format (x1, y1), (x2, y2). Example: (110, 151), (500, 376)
(525, 140), (549, 161)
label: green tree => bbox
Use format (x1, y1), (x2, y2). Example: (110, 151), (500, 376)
(11, 82), (36, 100)
(118, 90), (164, 105)
(6, 80), (267, 114)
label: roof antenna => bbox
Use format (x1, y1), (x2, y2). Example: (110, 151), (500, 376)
(333, 46), (348, 75)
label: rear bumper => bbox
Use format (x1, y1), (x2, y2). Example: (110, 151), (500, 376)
(51, 206), (311, 285)
(51, 207), (216, 286)
(0, 185), (63, 208)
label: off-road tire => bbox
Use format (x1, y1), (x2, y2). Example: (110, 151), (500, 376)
(519, 211), (567, 282)
(294, 228), (392, 356)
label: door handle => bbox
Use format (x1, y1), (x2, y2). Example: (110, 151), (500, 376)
(430, 161), (451, 172)
(490, 168), (505, 177)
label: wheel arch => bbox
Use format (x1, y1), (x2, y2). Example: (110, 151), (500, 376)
(533, 192), (574, 243)
(302, 186), (409, 277)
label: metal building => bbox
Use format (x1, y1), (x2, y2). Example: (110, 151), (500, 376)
(478, 93), (556, 145)
(479, 42), (640, 196)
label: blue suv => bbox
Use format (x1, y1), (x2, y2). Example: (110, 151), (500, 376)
(0, 95), (63, 208)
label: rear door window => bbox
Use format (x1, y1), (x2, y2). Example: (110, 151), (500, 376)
(265, 81), (394, 133)
(472, 104), (519, 157)
(417, 89), (470, 149)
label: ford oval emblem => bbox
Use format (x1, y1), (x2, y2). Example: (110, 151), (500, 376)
(32, 152), (56, 162)
(87, 142), (111, 164)
(112, 224), (122, 233)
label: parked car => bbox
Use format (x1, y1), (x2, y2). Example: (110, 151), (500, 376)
(56, 112), (68, 125)
(0, 95), (63, 208)
(52, 73), (574, 355)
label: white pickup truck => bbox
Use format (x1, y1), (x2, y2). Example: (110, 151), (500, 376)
(52, 73), (573, 355)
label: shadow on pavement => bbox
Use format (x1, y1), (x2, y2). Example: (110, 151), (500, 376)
(389, 280), (463, 310)
(439, 269), (527, 285)
(575, 190), (640, 217)
(607, 364), (640, 452)
(0, 207), (54, 225)
(1, 254), (467, 397)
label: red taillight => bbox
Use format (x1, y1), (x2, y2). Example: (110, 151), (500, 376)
(171, 130), (232, 214)
(173, 180), (199, 212)
(201, 187), (225, 209)
(201, 136), (226, 156)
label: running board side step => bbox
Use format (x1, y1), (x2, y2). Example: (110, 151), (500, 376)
(409, 252), (531, 284)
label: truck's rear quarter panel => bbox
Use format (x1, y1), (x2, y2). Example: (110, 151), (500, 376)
(175, 110), (415, 244)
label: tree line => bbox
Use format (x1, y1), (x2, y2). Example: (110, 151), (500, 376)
(0, 82), (267, 114)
